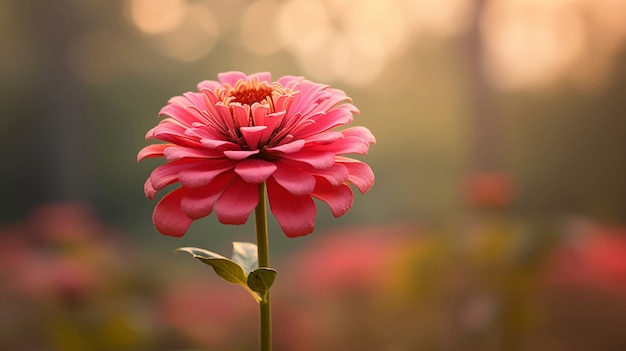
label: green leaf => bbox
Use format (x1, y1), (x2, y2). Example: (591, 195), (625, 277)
(176, 247), (247, 286)
(247, 268), (277, 298)
(231, 242), (258, 276)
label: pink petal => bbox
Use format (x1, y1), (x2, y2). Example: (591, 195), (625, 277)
(159, 103), (204, 127)
(144, 178), (158, 200)
(149, 159), (197, 191)
(288, 82), (327, 114)
(315, 136), (371, 155)
(281, 150), (336, 169)
(185, 126), (221, 140)
(214, 103), (237, 131)
(178, 159), (235, 188)
(223, 149), (260, 160)
(180, 172), (235, 219)
(152, 187), (194, 237)
(303, 132), (343, 144)
(267, 178), (316, 238)
(277, 75), (304, 88)
(182, 92), (211, 111)
(197, 79), (223, 91)
(137, 144), (172, 162)
(271, 161), (316, 195)
(268, 139), (305, 154)
(163, 146), (222, 161)
(249, 72), (272, 83)
(147, 120), (202, 147)
(199, 138), (239, 150)
(316, 89), (357, 113)
(272, 95), (294, 114)
(308, 163), (349, 186)
(251, 103), (270, 127)
(311, 178), (354, 217)
(230, 104), (250, 129)
(262, 110), (285, 133)
(341, 126), (376, 144)
(218, 71), (249, 87)
(234, 159), (277, 183)
(240, 126), (267, 150)
(296, 108), (355, 137)
(336, 156), (375, 194)
(215, 178), (259, 225)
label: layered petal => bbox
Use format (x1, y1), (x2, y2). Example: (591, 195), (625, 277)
(138, 71), (373, 238)
(271, 160), (316, 195)
(178, 159), (235, 188)
(267, 178), (316, 237)
(181, 172), (235, 219)
(152, 187), (194, 237)
(147, 159), (198, 194)
(137, 143), (173, 162)
(281, 150), (336, 169)
(218, 71), (250, 87)
(240, 126), (267, 150)
(223, 149), (260, 160)
(311, 178), (354, 217)
(234, 159), (277, 183)
(159, 102), (205, 127)
(163, 146), (223, 161)
(341, 126), (376, 144)
(215, 177), (259, 225)
(336, 156), (375, 194)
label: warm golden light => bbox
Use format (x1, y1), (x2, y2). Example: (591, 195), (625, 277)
(240, 0), (283, 56)
(482, 0), (586, 89)
(123, 0), (626, 88)
(127, 0), (219, 62)
(128, 0), (185, 35)
(275, 0), (332, 54)
(400, 0), (471, 37)
(275, 0), (410, 86)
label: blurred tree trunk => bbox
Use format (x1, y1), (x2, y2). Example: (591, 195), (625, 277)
(465, 0), (501, 172)
(31, 0), (89, 202)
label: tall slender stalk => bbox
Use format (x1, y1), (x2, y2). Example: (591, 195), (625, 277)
(255, 182), (271, 351)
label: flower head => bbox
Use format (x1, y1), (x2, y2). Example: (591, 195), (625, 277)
(138, 72), (375, 238)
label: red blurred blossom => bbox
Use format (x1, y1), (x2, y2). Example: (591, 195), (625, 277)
(159, 279), (256, 349)
(545, 221), (626, 293)
(138, 71), (375, 238)
(272, 224), (416, 350)
(280, 224), (415, 295)
(0, 203), (131, 304)
(463, 171), (516, 209)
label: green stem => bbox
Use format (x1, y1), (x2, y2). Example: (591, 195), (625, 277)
(255, 182), (271, 351)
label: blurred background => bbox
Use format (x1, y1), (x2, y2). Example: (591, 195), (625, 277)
(1, 0), (626, 350)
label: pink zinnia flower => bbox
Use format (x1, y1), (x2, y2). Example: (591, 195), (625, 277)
(138, 72), (375, 238)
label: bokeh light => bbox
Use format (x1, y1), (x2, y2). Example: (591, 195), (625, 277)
(126, 0), (219, 62)
(240, 0), (283, 56)
(482, 0), (586, 89)
(128, 0), (186, 35)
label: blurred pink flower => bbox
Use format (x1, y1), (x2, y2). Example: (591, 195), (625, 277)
(138, 71), (375, 237)
(463, 171), (516, 209)
(546, 221), (626, 293)
(280, 224), (415, 295)
(159, 279), (256, 349)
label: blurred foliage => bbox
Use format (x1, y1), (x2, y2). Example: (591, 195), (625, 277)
(2, 202), (626, 350)
(1, 0), (625, 238)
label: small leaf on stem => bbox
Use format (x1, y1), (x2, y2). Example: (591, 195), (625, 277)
(176, 247), (247, 286)
(247, 268), (277, 299)
(232, 242), (258, 276)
